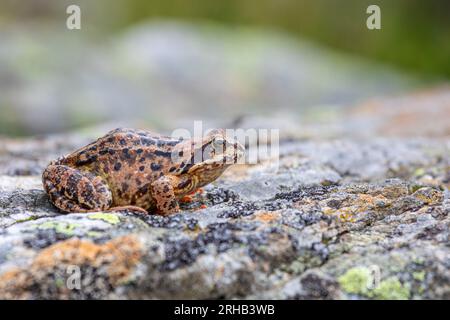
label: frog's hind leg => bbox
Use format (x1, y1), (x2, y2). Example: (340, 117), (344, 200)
(42, 165), (113, 213)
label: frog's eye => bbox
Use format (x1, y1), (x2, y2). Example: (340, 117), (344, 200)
(212, 138), (225, 151)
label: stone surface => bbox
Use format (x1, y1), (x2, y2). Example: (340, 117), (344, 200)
(0, 100), (449, 299)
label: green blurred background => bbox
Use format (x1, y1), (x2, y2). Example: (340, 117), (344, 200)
(115, 0), (450, 78)
(2, 0), (448, 77)
(0, 0), (448, 136)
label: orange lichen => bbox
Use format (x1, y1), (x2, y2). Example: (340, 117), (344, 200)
(0, 235), (142, 299)
(357, 194), (391, 209)
(34, 235), (142, 284)
(0, 268), (33, 299)
(252, 211), (280, 223)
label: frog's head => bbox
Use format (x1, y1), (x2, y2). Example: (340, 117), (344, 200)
(172, 129), (245, 192)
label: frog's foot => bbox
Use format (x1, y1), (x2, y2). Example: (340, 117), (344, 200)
(42, 164), (113, 213)
(150, 176), (180, 215)
(106, 206), (148, 215)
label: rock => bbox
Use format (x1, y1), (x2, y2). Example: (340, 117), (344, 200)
(232, 86), (450, 141)
(0, 116), (449, 299)
(347, 86), (450, 138)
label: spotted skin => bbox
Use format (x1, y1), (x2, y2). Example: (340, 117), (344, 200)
(42, 128), (245, 215)
(150, 175), (179, 214)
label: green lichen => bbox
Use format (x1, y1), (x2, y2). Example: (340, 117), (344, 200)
(280, 259), (306, 275)
(88, 213), (120, 225)
(412, 257), (425, 265)
(13, 215), (39, 224)
(412, 271), (426, 281)
(86, 231), (104, 238)
(55, 278), (65, 288)
(417, 286), (425, 295)
(412, 168), (426, 178)
(34, 221), (80, 236)
(320, 179), (334, 187)
(371, 278), (410, 300)
(338, 267), (410, 300)
(338, 267), (371, 296)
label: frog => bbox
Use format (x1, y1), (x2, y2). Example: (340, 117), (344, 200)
(42, 128), (245, 215)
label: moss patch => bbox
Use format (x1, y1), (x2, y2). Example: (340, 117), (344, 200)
(88, 213), (120, 225)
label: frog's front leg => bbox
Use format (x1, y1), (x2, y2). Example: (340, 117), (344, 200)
(150, 176), (180, 215)
(42, 164), (113, 213)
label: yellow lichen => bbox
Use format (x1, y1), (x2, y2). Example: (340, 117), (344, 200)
(88, 212), (120, 225)
(371, 278), (410, 300)
(338, 267), (410, 300)
(33, 221), (81, 236)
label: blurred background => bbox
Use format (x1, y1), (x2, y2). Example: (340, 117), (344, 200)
(0, 0), (449, 137)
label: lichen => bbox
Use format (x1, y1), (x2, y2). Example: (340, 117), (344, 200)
(88, 213), (120, 225)
(284, 260), (306, 274)
(412, 187), (443, 205)
(412, 168), (426, 178)
(338, 267), (371, 296)
(0, 235), (143, 299)
(338, 267), (410, 300)
(412, 271), (426, 281)
(337, 208), (356, 223)
(55, 278), (65, 288)
(13, 216), (39, 224)
(371, 278), (410, 300)
(86, 231), (104, 238)
(33, 221), (80, 236)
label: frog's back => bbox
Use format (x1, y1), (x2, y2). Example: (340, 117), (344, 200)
(94, 128), (181, 152)
(57, 128), (178, 165)
(52, 128), (184, 208)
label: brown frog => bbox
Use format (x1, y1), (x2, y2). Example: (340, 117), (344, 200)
(42, 128), (244, 215)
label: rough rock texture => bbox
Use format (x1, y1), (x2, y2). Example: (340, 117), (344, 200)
(0, 89), (449, 299)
